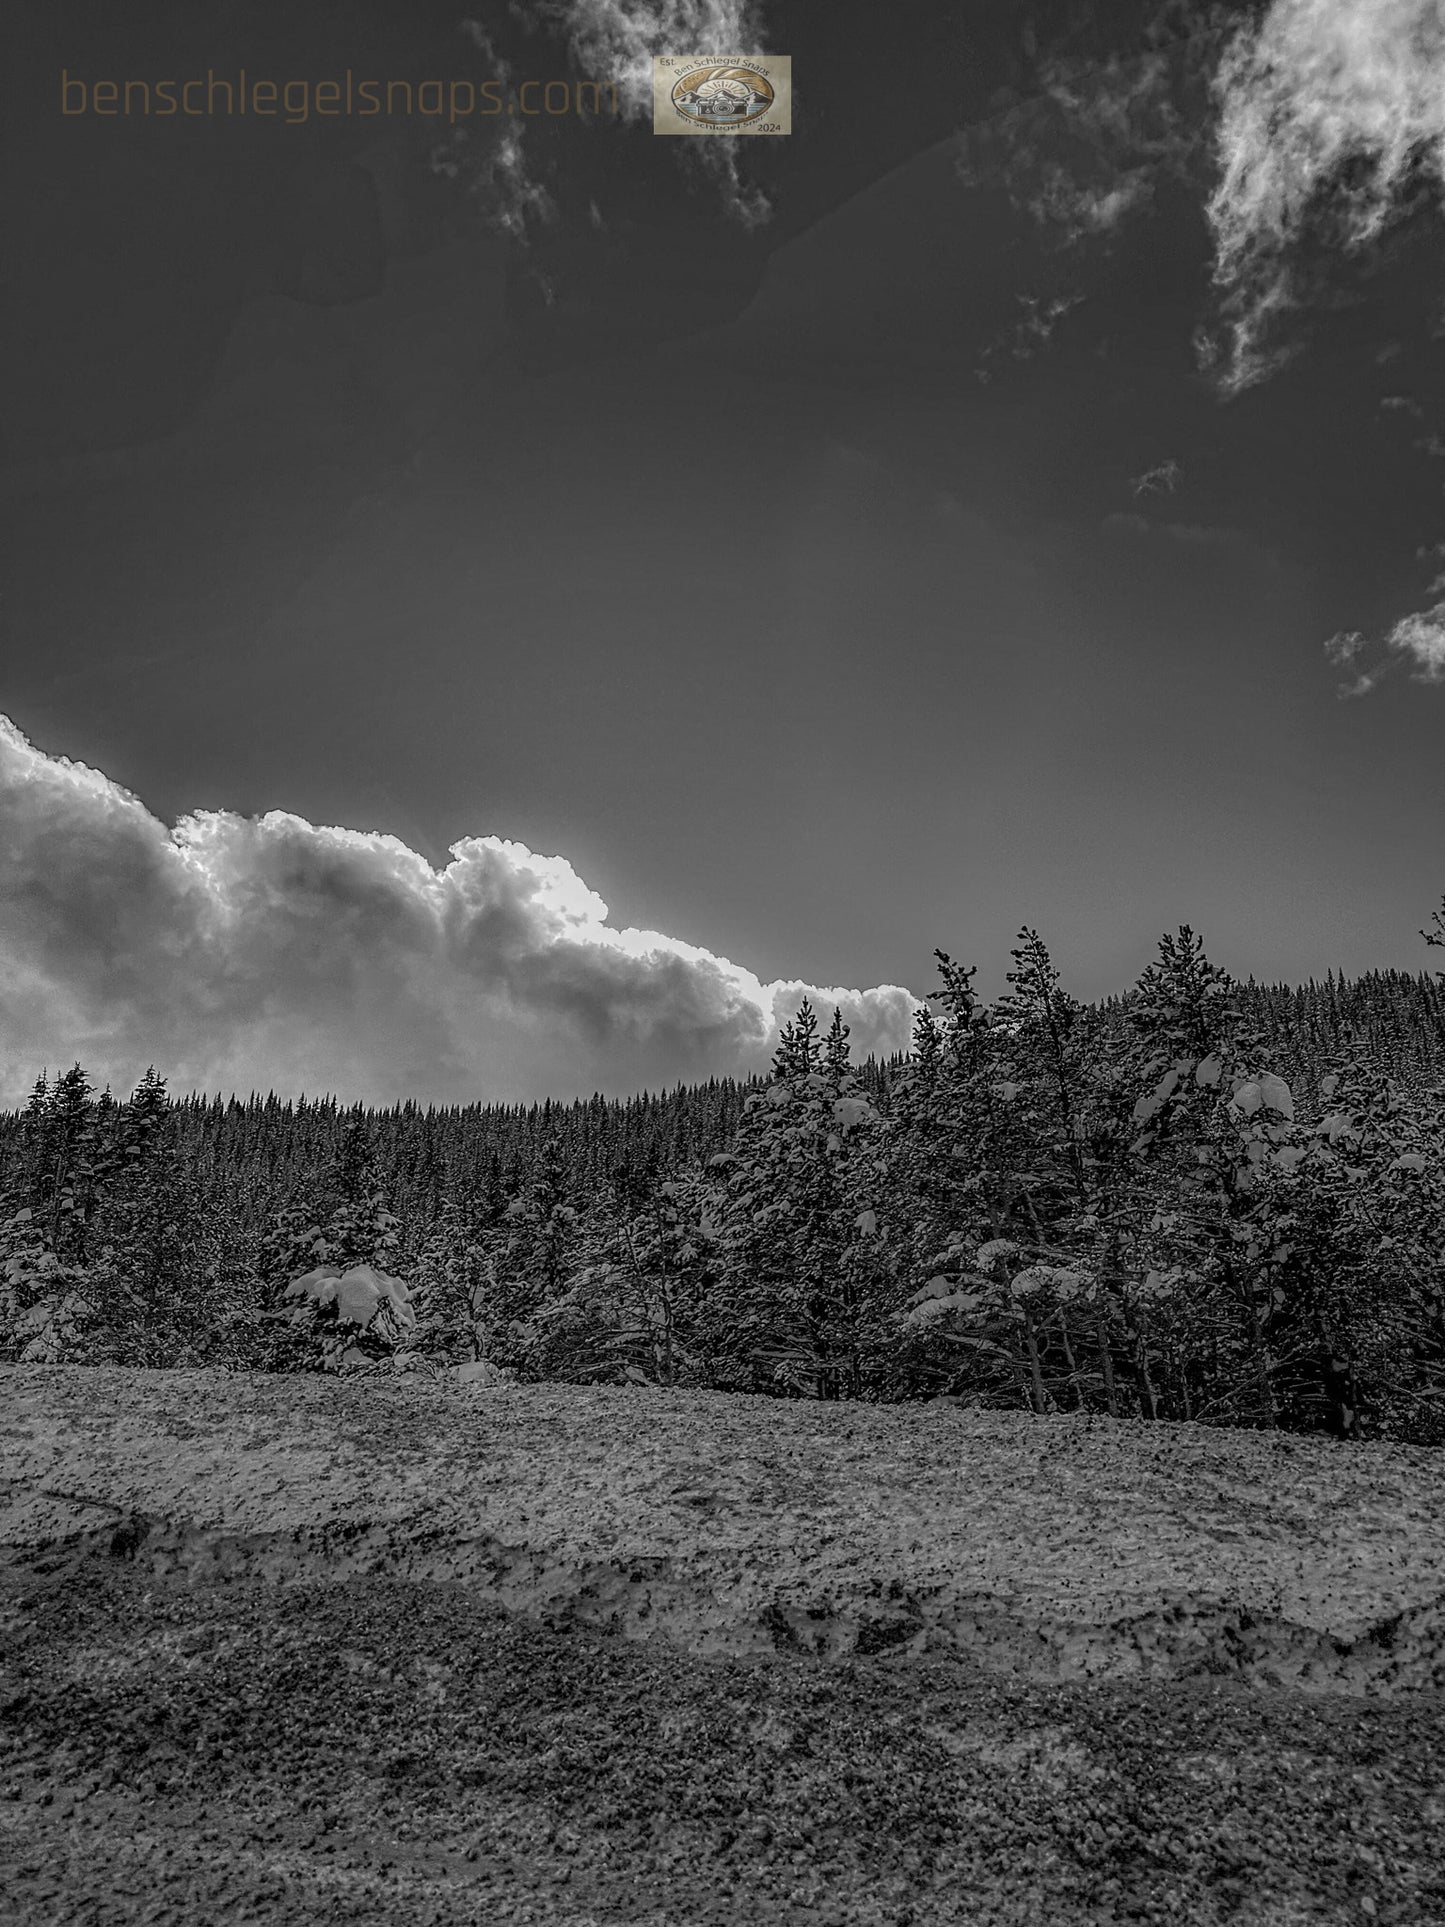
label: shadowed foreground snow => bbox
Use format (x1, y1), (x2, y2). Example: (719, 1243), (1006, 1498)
(1, 1368), (1443, 1924)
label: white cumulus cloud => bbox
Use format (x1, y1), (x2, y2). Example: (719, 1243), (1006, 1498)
(0, 716), (918, 1107)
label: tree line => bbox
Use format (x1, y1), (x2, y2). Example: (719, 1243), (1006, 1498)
(2, 906), (1443, 1445)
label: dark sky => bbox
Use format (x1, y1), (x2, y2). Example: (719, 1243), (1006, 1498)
(2, 0), (1444, 1105)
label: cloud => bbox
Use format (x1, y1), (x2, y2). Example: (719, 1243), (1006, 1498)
(1205, 0), (1445, 393)
(1378, 398), (1445, 456)
(1325, 597), (1445, 697)
(1047, 171), (1156, 238)
(1008, 291), (1086, 360)
(546, 0), (775, 226)
(1130, 459), (1182, 495)
(456, 1), (774, 229)
(436, 121), (556, 239)
(969, 288), (1089, 380)
(977, 154), (1157, 249)
(515, 0), (764, 119)
(0, 716), (918, 1107)
(955, 39), (1195, 249)
(951, 10), (1232, 376)
(955, 2), (1239, 255)
(1103, 509), (1238, 545)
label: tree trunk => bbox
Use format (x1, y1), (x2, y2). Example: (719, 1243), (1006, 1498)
(1024, 1323), (1049, 1414)
(1318, 1331), (1361, 1441)
(1056, 1318), (1084, 1411)
(1093, 1307), (1119, 1417)
(1233, 1261), (1282, 1428)
(1133, 1332), (1161, 1420)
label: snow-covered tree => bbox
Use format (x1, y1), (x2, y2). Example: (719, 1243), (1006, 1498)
(712, 1002), (901, 1399)
(263, 1113), (413, 1372)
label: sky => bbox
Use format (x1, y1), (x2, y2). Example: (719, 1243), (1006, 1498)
(2, 0), (1444, 1107)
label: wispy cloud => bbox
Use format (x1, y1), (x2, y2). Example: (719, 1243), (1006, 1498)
(1130, 458), (1182, 496)
(1346, 384), (1445, 688)
(1325, 598), (1445, 697)
(455, 1), (774, 229)
(1104, 509), (1238, 546)
(437, 121), (557, 238)
(1009, 291), (1086, 360)
(1205, 0), (1445, 394)
(954, 27), (1211, 252)
(1369, 398), (1445, 458)
(0, 716), (917, 1106)
(517, 0), (764, 118)
(952, 9), (1231, 375)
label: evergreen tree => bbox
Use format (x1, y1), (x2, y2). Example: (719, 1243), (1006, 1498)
(409, 1198), (516, 1373)
(1116, 928), (1348, 1429)
(261, 1108), (411, 1373)
(715, 1004), (897, 1399)
(82, 1071), (261, 1368)
(3, 895), (1443, 1433)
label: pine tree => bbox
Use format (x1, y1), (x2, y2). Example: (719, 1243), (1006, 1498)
(261, 1108), (411, 1373)
(83, 1071), (256, 1367)
(714, 1005), (896, 1399)
(1118, 928), (1328, 1428)
(43, 1064), (102, 1260)
(0, 1068), (108, 1363)
(409, 1198), (517, 1374)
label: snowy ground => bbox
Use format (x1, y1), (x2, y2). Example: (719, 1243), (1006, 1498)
(2, 1367), (1443, 1923)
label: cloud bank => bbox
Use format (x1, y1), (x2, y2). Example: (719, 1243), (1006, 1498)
(1206, 0), (1445, 392)
(0, 716), (918, 1107)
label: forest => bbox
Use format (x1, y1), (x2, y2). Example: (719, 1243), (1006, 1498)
(3, 909), (1445, 1446)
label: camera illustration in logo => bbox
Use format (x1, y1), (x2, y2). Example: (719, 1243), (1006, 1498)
(670, 63), (775, 128)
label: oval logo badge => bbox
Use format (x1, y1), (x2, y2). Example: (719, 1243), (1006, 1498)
(670, 63), (775, 128)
